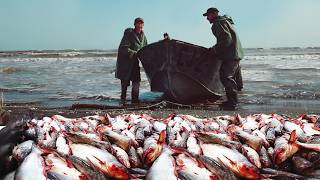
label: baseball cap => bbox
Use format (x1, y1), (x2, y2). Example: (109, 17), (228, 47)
(203, 7), (219, 16)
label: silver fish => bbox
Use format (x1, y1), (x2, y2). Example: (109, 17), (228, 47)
(146, 147), (177, 180)
(201, 143), (260, 179)
(70, 143), (129, 179)
(14, 147), (46, 180)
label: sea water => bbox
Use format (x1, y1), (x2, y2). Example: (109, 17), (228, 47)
(1, 48), (320, 112)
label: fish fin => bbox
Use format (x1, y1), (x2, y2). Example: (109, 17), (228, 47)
(210, 175), (218, 180)
(216, 157), (229, 171)
(90, 155), (106, 167)
(289, 130), (297, 143)
(312, 127), (320, 131)
(65, 158), (75, 168)
(79, 174), (87, 180)
(86, 156), (101, 170)
(158, 130), (166, 144)
(163, 113), (176, 123)
(223, 155), (237, 166)
(235, 114), (242, 125)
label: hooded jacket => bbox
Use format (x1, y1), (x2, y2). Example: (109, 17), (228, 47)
(211, 15), (244, 61)
(115, 28), (148, 81)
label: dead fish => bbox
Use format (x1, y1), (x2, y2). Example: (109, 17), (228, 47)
(112, 145), (131, 168)
(178, 171), (203, 180)
(165, 125), (176, 145)
(252, 129), (270, 148)
(303, 123), (320, 136)
(175, 153), (215, 180)
(284, 121), (307, 142)
(70, 143), (129, 179)
(195, 132), (242, 150)
(12, 140), (34, 162)
(128, 147), (142, 168)
(38, 131), (58, 149)
(146, 147), (177, 180)
(101, 129), (132, 152)
(121, 129), (139, 148)
(266, 128), (276, 144)
(68, 155), (106, 180)
(14, 147), (46, 180)
(296, 141), (320, 152)
(66, 132), (113, 154)
(172, 131), (189, 148)
(135, 127), (146, 145)
(299, 114), (318, 123)
(242, 145), (261, 168)
(273, 130), (299, 164)
(201, 143), (260, 179)
(235, 128), (263, 152)
(129, 168), (147, 179)
(259, 147), (272, 168)
(186, 133), (201, 155)
(153, 121), (167, 133)
(261, 168), (304, 180)
(175, 150), (236, 180)
(143, 130), (166, 167)
(56, 134), (71, 156)
(45, 153), (84, 180)
(292, 156), (313, 174)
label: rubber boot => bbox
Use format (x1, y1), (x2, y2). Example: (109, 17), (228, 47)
(220, 90), (238, 110)
(234, 66), (243, 91)
(120, 81), (128, 106)
(131, 82), (140, 104)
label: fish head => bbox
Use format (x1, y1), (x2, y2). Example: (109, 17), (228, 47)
(238, 163), (260, 179)
(101, 163), (129, 180)
(143, 145), (163, 166)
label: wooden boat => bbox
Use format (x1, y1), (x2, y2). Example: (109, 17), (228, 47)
(138, 39), (224, 104)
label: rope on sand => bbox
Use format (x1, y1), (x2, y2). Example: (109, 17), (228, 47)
(70, 100), (219, 111)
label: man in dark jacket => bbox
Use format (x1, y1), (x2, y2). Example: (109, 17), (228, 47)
(115, 17), (148, 105)
(203, 7), (244, 110)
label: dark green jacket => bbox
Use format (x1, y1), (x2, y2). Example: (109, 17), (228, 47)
(211, 15), (244, 61)
(115, 28), (148, 81)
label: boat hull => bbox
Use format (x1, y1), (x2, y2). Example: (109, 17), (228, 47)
(138, 39), (223, 103)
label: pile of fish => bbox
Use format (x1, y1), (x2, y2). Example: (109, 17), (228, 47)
(1, 112), (320, 179)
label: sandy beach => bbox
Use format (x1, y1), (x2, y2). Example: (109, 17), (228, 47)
(1, 100), (317, 126)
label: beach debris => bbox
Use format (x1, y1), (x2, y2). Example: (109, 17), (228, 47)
(0, 113), (320, 179)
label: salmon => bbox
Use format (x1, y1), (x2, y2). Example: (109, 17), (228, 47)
(70, 143), (129, 179)
(146, 147), (177, 180)
(201, 144), (260, 179)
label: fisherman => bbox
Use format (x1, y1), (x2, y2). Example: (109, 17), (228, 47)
(203, 7), (244, 110)
(115, 17), (148, 105)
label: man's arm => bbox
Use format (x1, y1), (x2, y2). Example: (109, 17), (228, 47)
(119, 29), (137, 59)
(210, 21), (233, 55)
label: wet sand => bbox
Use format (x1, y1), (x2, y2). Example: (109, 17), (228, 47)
(2, 100), (317, 125)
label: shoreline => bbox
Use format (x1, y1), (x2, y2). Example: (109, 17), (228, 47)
(2, 101), (318, 125)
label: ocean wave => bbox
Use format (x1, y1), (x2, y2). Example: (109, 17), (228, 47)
(0, 50), (117, 59)
(0, 57), (116, 63)
(264, 91), (320, 100)
(244, 54), (320, 61)
(269, 67), (320, 72)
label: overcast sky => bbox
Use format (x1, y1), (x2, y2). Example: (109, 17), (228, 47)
(0, 0), (319, 50)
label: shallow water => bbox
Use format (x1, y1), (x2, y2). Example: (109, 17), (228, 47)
(1, 48), (320, 112)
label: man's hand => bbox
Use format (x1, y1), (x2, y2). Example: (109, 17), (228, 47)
(129, 51), (138, 59)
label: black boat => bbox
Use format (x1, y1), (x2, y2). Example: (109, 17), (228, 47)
(138, 39), (224, 104)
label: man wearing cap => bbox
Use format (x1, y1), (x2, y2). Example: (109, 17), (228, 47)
(115, 17), (148, 105)
(203, 7), (244, 110)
